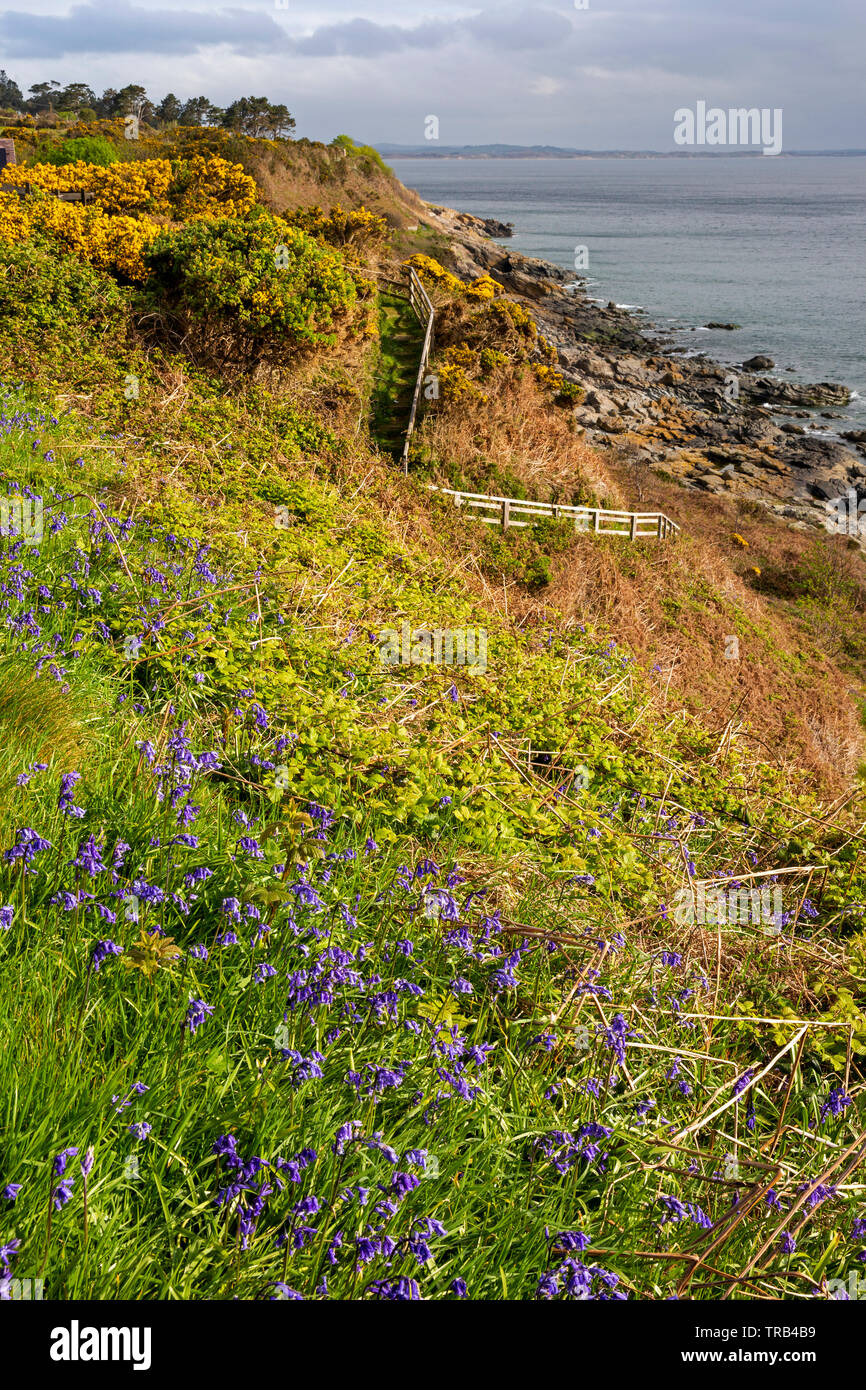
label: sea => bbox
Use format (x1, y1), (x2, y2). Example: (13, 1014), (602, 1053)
(391, 156), (866, 433)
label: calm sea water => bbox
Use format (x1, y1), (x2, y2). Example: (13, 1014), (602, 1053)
(393, 156), (866, 431)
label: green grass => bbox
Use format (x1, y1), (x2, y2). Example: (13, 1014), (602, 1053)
(369, 291), (425, 459)
(0, 191), (865, 1303)
(0, 388), (864, 1302)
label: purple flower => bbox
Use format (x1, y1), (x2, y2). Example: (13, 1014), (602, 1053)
(556, 1230), (590, 1252)
(53, 1147), (79, 1177)
(0, 1239), (21, 1272)
(72, 835), (106, 877)
(2, 1184), (22, 1204)
(128, 1122), (152, 1141)
(0, 904), (13, 931)
(52, 1178), (75, 1210)
(780, 1232), (796, 1254)
(820, 1087), (852, 1123)
(450, 1278), (467, 1297)
(185, 998), (214, 1033)
(58, 771), (85, 818)
(4, 827), (52, 865)
(91, 938), (122, 971)
(80, 1148), (94, 1178)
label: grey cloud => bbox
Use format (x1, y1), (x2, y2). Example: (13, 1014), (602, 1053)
(0, 2), (576, 63)
(294, 7), (572, 59)
(465, 8), (572, 51)
(294, 18), (450, 58)
(0, 0), (290, 58)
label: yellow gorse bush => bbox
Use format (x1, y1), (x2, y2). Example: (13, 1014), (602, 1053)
(0, 195), (158, 281)
(404, 258), (502, 303)
(169, 155), (257, 219)
(0, 155), (257, 221)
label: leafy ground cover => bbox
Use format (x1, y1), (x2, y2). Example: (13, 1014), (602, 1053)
(0, 124), (865, 1303)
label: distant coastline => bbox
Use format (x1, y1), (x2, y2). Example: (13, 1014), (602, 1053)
(376, 144), (866, 160)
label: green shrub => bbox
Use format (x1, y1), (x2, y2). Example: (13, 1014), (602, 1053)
(143, 206), (361, 371)
(42, 135), (119, 167)
(0, 237), (129, 360)
(331, 133), (392, 177)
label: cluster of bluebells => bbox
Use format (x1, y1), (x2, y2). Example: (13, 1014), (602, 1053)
(537, 1230), (627, 1301)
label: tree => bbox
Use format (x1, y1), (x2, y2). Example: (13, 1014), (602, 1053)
(0, 71), (23, 109)
(221, 97), (294, 139)
(115, 85), (155, 124)
(94, 88), (119, 117)
(28, 81), (61, 113)
(179, 96), (217, 127)
(155, 93), (182, 125)
(221, 97), (269, 137)
(58, 83), (97, 111)
(264, 103), (295, 139)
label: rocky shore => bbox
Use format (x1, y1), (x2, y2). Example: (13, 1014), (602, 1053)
(428, 203), (865, 534)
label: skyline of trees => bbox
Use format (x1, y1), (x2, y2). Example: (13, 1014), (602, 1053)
(0, 72), (295, 138)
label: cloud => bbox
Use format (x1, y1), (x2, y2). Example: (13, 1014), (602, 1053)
(0, 0), (290, 58)
(465, 7), (572, 51)
(528, 76), (564, 96)
(0, 1), (575, 63)
(293, 17), (449, 58)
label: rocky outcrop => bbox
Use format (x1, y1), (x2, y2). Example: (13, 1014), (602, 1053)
(421, 197), (864, 536)
(741, 377), (851, 409)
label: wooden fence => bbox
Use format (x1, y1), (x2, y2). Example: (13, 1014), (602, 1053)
(427, 486), (680, 540)
(2, 184), (94, 204)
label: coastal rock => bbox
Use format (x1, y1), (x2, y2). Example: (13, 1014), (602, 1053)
(742, 355), (775, 371)
(433, 206), (859, 535)
(742, 377), (852, 409)
(705, 322), (741, 330)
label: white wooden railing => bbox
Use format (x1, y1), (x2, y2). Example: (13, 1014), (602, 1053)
(401, 269), (435, 474)
(427, 487), (680, 540)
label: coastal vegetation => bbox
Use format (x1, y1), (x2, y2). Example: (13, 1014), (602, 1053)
(0, 113), (865, 1302)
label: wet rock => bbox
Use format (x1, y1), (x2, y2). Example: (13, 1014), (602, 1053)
(743, 377), (851, 409)
(742, 355), (775, 371)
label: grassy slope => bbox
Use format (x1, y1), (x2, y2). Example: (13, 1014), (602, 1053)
(0, 132), (865, 1302)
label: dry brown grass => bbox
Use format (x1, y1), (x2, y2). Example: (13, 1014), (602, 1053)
(415, 370), (619, 504)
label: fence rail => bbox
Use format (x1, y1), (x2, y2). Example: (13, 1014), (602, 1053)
(401, 268), (435, 474)
(427, 486), (680, 541)
(1, 184), (94, 204)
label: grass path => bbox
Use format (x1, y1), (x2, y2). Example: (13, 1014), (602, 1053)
(369, 291), (425, 460)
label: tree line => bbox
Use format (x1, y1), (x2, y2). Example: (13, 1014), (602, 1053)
(0, 73), (295, 139)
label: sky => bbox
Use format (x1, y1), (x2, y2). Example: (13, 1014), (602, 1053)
(0, 0), (863, 150)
